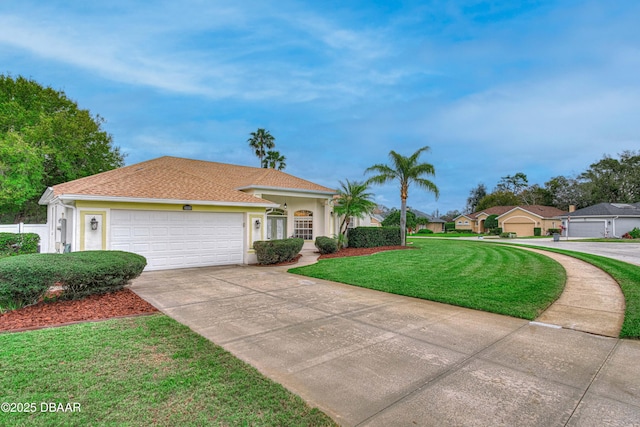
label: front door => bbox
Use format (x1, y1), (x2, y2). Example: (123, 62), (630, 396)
(267, 216), (287, 240)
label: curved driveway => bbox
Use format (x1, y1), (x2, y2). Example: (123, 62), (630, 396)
(497, 238), (640, 266)
(132, 247), (640, 426)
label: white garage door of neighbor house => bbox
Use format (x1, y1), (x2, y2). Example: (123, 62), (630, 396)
(568, 221), (605, 238)
(110, 210), (244, 270)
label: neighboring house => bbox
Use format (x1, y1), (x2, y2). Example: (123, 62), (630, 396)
(39, 156), (337, 270)
(347, 213), (384, 228)
(410, 208), (446, 233)
(453, 205), (567, 236)
(561, 203), (640, 238)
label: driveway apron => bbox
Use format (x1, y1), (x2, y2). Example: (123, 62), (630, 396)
(132, 262), (640, 426)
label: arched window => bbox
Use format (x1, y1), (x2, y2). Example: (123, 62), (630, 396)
(294, 210), (313, 240)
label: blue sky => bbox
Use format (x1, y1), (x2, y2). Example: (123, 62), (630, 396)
(1, 1), (639, 214)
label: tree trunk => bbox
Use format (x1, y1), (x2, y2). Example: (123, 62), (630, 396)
(400, 198), (407, 246)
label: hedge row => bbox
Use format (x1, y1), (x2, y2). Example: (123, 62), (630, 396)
(0, 233), (40, 257)
(0, 251), (147, 309)
(315, 236), (338, 254)
(347, 227), (401, 248)
(254, 238), (304, 265)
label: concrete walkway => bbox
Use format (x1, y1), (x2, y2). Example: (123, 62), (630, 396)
(522, 247), (626, 337)
(132, 248), (640, 426)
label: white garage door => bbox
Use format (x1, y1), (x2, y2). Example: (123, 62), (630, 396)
(110, 210), (244, 270)
(568, 221), (605, 238)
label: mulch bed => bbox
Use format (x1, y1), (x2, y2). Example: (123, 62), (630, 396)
(0, 288), (158, 333)
(1, 246), (412, 333)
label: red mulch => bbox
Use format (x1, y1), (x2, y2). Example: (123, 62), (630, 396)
(1, 246), (410, 333)
(0, 288), (158, 333)
(318, 245), (414, 259)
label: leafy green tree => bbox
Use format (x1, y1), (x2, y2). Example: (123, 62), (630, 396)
(263, 150), (286, 170)
(333, 180), (376, 243)
(0, 75), (124, 222)
(366, 146), (439, 246)
(484, 214), (498, 231)
(247, 128), (275, 167)
(496, 172), (528, 195)
(475, 191), (520, 211)
(381, 209), (417, 231)
(579, 151), (640, 204)
(466, 183), (487, 213)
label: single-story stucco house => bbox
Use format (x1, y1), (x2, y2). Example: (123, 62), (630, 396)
(38, 156), (337, 270)
(410, 208), (446, 233)
(454, 205), (567, 236)
(560, 202), (640, 238)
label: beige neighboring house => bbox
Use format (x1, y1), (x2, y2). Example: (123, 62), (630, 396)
(453, 205), (567, 236)
(38, 156), (337, 270)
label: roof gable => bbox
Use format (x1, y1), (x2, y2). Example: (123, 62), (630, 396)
(470, 205), (566, 220)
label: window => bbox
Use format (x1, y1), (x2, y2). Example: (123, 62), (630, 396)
(294, 210), (313, 240)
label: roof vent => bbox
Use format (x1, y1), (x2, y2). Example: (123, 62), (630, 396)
(611, 203), (633, 209)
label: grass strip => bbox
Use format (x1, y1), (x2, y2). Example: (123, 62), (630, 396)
(496, 243), (640, 339)
(290, 239), (565, 320)
(0, 314), (336, 427)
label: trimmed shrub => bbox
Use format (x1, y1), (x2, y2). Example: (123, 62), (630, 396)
(0, 250), (146, 309)
(347, 227), (401, 248)
(628, 227), (640, 239)
(0, 232), (40, 256)
(254, 238), (304, 265)
(534, 227), (542, 236)
(547, 228), (561, 235)
(500, 232), (516, 238)
(315, 236), (338, 254)
(59, 251), (147, 299)
(416, 229), (434, 234)
(445, 222), (455, 232)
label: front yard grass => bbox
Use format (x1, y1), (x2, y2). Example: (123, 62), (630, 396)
(0, 314), (336, 427)
(290, 239), (565, 319)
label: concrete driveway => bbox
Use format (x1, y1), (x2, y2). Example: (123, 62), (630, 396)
(132, 264), (640, 426)
(489, 238), (640, 266)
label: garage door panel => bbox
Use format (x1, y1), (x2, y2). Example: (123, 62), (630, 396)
(110, 210), (244, 271)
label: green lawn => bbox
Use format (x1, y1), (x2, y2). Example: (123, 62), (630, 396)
(290, 239), (565, 319)
(501, 243), (640, 338)
(0, 315), (336, 427)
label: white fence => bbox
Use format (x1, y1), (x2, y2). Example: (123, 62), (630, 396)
(0, 223), (49, 253)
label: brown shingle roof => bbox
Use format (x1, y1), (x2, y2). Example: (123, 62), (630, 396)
(470, 205), (567, 219)
(50, 156), (335, 204)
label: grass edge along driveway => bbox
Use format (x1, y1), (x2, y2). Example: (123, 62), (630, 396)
(290, 239), (565, 320)
(0, 315), (337, 427)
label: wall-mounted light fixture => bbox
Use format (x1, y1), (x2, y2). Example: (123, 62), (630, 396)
(255, 219), (261, 229)
(183, 205), (192, 211)
(90, 217), (99, 231)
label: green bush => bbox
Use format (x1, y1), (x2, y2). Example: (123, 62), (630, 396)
(416, 229), (434, 234)
(254, 238), (304, 265)
(0, 251), (146, 310)
(484, 215), (498, 231)
(628, 227), (640, 239)
(315, 236), (338, 254)
(347, 227), (401, 248)
(500, 232), (516, 238)
(445, 222), (455, 232)
(0, 233), (40, 256)
(534, 227), (542, 236)
(547, 228), (561, 235)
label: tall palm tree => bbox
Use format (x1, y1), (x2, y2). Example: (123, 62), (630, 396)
(263, 150), (286, 170)
(247, 128), (275, 167)
(365, 146), (439, 246)
(333, 180), (377, 243)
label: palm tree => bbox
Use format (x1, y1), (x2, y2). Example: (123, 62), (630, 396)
(263, 150), (286, 170)
(333, 180), (377, 244)
(247, 128), (275, 167)
(365, 146), (439, 246)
